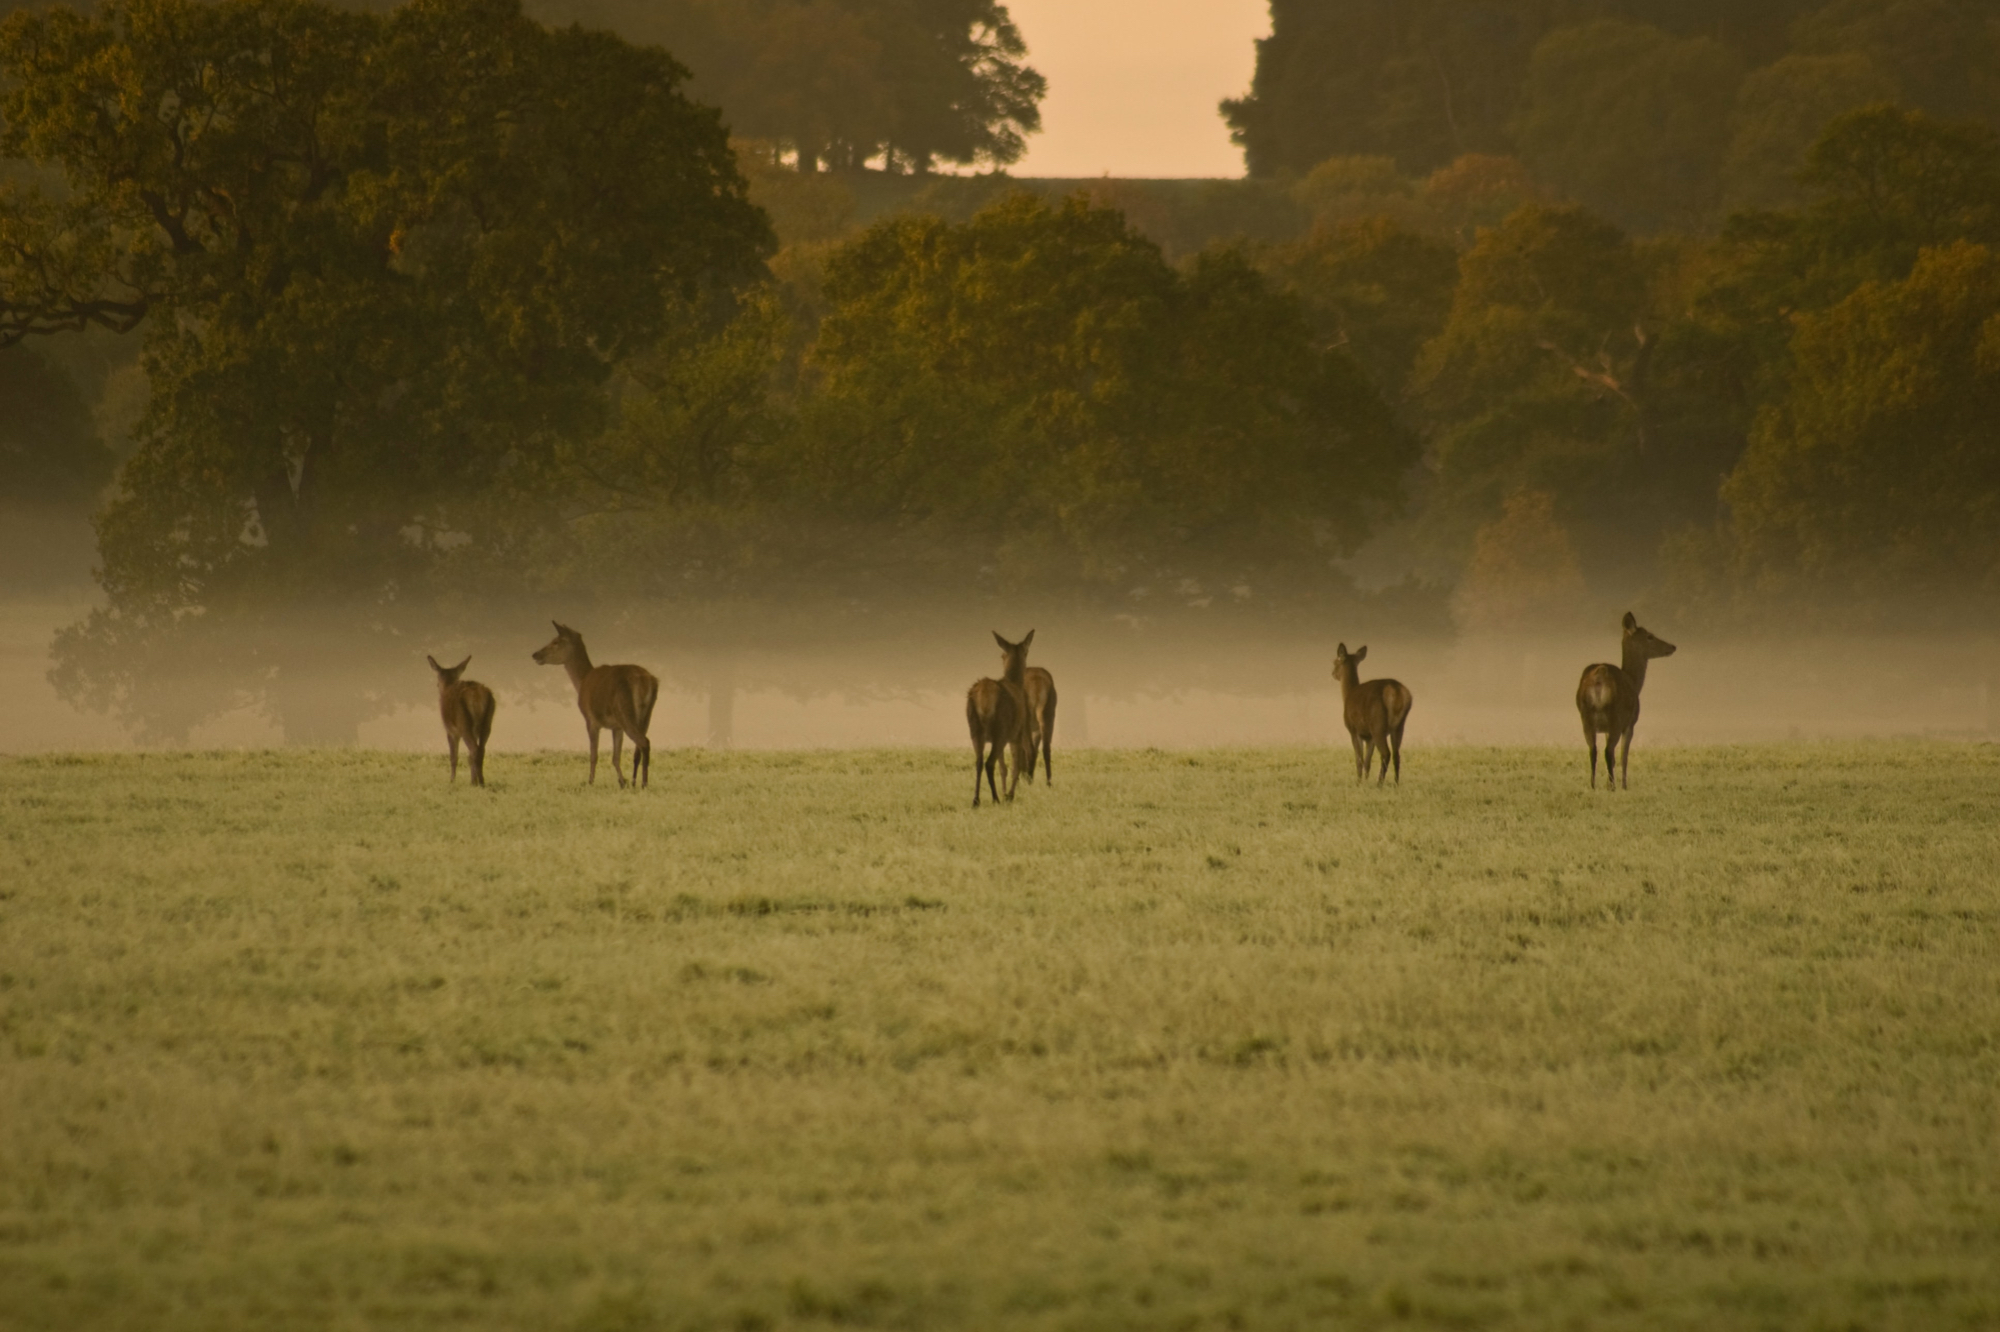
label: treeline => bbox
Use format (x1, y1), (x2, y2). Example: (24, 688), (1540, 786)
(6, 0), (2000, 673)
(1226, 0), (2000, 232)
(526, 0), (1043, 175)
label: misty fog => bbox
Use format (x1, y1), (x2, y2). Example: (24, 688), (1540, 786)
(5, 507), (1995, 757)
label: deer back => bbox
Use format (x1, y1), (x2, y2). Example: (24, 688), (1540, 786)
(579, 664), (658, 733)
(966, 677), (1026, 745)
(442, 680), (496, 744)
(1024, 667), (1056, 720)
(1576, 663), (1640, 730)
(1345, 679), (1410, 737)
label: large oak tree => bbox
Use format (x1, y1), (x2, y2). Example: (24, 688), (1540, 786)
(1, 0), (772, 614)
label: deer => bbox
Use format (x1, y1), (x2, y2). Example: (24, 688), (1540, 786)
(1021, 659), (1058, 786)
(1332, 643), (1413, 785)
(966, 630), (1033, 807)
(532, 622), (659, 788)
(1577, 611), (1677, 790)
(426, 654), (496, 787)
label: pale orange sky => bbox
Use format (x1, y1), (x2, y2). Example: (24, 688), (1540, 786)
(1002, 0), (1270, 179)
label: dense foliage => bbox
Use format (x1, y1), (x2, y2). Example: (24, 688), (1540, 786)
(1, 0), (771, 615)
(1226, 0), (2000, 228)
(8, 0), (2000, 657)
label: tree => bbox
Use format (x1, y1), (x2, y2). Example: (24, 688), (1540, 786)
(794, 193), (1412, 587)
(0, 0), (772, 616)
(526, 0), (1044, 173)
(1222, 1), (1837, 189)
(1795, 102), (2000, 266)
(1793, 0), (2000, 127)
(1409, 204), (1652, 569)
(1263, 214), (1460, 397)
(1450, 488), (1590, 632)
(1680, 103), (2000, 423)
(1719, 241), (2000, 605)
(1224, 1), (1550, 177)
(1721, 53), (1897, 211)
(1511, 19), (1743, 233)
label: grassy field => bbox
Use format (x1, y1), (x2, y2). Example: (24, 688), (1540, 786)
(2, 743), (1997, 1331)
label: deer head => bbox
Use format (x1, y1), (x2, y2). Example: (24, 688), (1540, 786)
(993, 630), (1034, 682)
(427, 655), (471, 689)
(533, 621), (583, 667)
(1621, 612), (1676, 662)
(1332, 643), (1367, 686)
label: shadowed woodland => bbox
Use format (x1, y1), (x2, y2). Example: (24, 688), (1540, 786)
(6, 0), (2000, 740)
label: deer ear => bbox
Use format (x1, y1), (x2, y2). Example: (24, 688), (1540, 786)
(1022, 629), (1034, 648)
(992, 630), (1008, 649)
(455, 656), (471, 672)
(426, 654), (442, 672)
(1622, 611), (1638, 632)
(552, 620), (564, 633)
(1353, 645), (1367, 663)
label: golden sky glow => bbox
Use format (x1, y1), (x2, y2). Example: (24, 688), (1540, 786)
(1003, 0), (1270, 178)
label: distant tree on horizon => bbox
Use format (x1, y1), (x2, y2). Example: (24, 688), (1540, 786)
(526, 0), (1046, 174)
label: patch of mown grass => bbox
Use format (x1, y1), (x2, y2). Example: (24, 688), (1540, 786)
(1, 743), (1997, 1329)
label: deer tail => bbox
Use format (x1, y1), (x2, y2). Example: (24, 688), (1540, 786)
(635, 674), (659, 736)
(1579, 667), (1617, 714)
(1388, 683), (1412, 729)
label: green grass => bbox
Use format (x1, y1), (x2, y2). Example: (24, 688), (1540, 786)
(2, 743), (1998, 1331)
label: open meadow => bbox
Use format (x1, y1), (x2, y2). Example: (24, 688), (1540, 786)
(2, 743), (1998, 1331)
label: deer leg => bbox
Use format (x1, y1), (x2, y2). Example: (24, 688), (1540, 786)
(1390, 725), (1403, 785)
(972, 739), (986, 807)
(636, 736), (650, 790)
(448, 735), (460, 783)
(1584, 721), (1599, 789)
(1350, 734), (1366, 782)
(587, 724), (601, 785)
(611, 730), (628, 789)
(468, 740), (482, 788)
(1004, 740), (1021, 802)
(1619, 727), (1633, 790)
(1042, 717), (1054, 785)
(985, 745), (1003, 805)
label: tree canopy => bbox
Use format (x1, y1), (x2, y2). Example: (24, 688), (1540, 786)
(1226, 0), (2000, 236)
(0, 0), (772, 613)
(525, 0), (1045, 172)
(789, 193), (1413, 587)
(1721, 240), (2000, 601)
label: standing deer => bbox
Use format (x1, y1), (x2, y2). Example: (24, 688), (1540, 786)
(1577, 611), (1677, 790)
(966, 630), (1033, 807)
(1021, 659), (1058, 786)
(532, 622), (659, 788)
(426, 654), (496, 787)
(1332, 643), (1413, 785)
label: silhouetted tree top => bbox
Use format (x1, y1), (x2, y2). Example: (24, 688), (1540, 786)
(527, 0), (1045, 173)
(1225, 0), (2000, 235)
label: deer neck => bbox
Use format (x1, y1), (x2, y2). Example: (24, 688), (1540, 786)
(563, 651), (596, 695)
(1621, 642), (1651, 694)
(1002, 659), (1026, 689)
